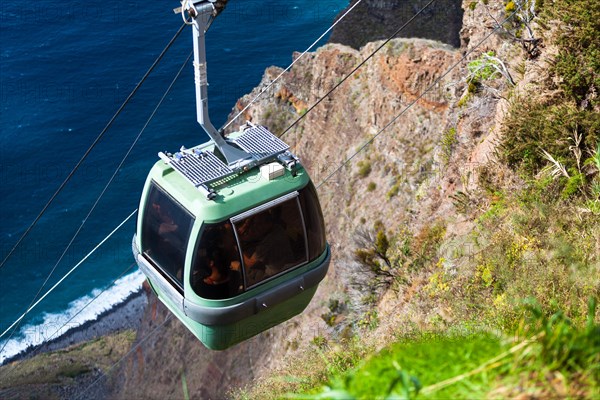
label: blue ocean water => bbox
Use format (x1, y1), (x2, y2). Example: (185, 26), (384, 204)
(0, 0), (348, 362)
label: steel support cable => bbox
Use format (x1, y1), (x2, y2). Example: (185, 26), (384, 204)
(220, 0), (365, 132)
(315, 10), (520, 190)
(0, 22), (187, 271)
(29, 263), (136, 356)
(278, 0), (437, 139)
(0, 51), (194, 353)
(77, 314), (173, 400)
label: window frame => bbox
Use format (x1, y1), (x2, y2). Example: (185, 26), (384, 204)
(189, 220), (244, 300)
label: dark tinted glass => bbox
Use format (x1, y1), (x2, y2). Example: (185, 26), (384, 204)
(141, 183), (194, 291)
(299, 183), (327, 261)
(234, 198), (307, 288)
(191, 221), (243, 300)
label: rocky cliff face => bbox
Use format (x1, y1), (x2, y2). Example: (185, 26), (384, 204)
(228, 38), (460, 251)
(109, 284), (275, 399)
(227, 33), (463, 365)
(113, 1), (528, 397)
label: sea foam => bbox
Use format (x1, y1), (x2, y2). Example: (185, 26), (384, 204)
(0, 269), (145, 364)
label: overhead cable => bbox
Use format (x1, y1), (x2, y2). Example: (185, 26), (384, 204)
(0, 262), (135, 375)
(0, 209), (138, 341)
(316, 10), (521, 188)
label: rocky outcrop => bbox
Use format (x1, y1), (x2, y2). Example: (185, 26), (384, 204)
(328, 0), (464, 49)
(110, 284), (274, 399)
(228, 39), (460, 250)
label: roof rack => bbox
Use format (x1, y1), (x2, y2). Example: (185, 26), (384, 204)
(159, 124), (296, 199)
(232, 125), (289, 159)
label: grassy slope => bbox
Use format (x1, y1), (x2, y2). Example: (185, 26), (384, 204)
(290, 302), (599, 399)
(236, 0), (600, 398)
(310, 334), (505, 399)
(0, 330), (136, 399)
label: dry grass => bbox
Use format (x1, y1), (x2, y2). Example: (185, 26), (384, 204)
(0, 330), (136, 399)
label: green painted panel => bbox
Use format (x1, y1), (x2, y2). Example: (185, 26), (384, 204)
(149, 275), (318, 350)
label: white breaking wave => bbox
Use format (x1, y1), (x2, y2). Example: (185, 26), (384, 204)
(0, 270), (145, 364)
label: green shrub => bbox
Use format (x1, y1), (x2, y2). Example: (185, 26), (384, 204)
(302, 333), (503, 400)
(467, 52), (499, 81)
(500, 101), (600, 177)
(353, 223), (393, 276)
(386, 180), (400, 199)
(357, 160), (372, 178)
(321, 299), (346, 327)
(542, 0), (600, 109)
(409, 222), (446, 271)
(500, 0), (599, 181)
(358, 309), (380, 331)
(440, 127), (458, 163)
(561, 171), (585, 198)
(467, 80), (480, 94)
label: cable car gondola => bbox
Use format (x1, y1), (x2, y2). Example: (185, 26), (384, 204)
(132, 0), (330, 350)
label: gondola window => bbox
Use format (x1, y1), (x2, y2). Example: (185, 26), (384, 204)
(298, 183), (327, 261)
(234, 197), (308, 288)
(141, 182), (194, 292)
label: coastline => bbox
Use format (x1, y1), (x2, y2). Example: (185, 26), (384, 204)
(2, 288), (147, 366)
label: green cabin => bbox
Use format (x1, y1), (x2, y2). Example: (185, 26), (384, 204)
(132, 0), (329, 349)
(133, 128), (330, 349)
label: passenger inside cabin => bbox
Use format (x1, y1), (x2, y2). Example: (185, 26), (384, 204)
(141, 183), (200, 294)
(144, 194), (190, 287)
(152, 202), (179, 235)
(191, 221), (242, 299)
(237, 210), (293, 286)
(203, 250), (229, 285)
